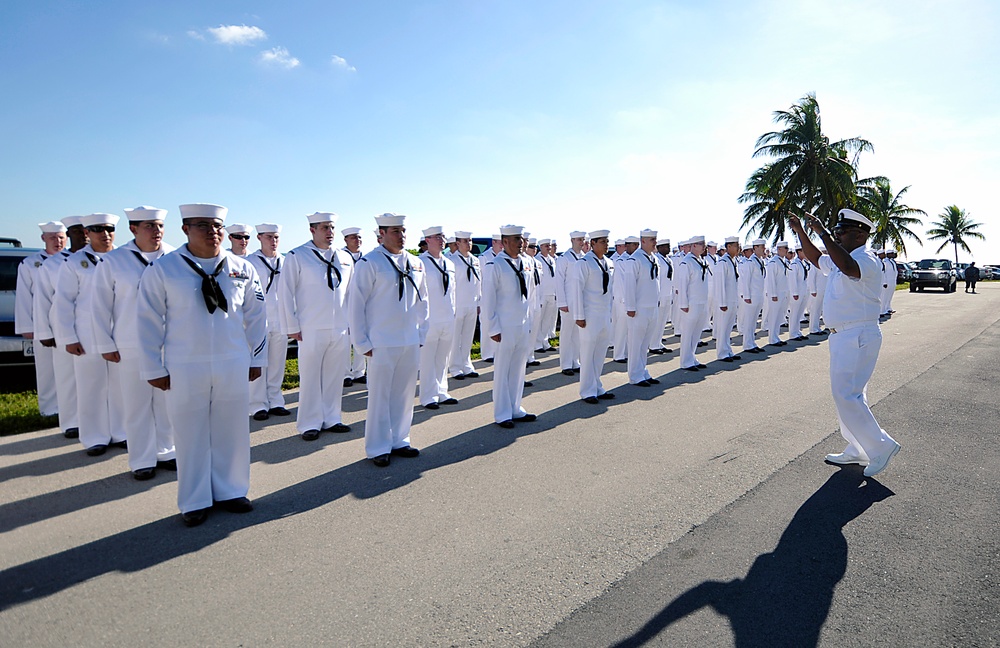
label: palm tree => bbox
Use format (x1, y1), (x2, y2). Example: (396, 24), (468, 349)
(741, 93), (873, 241)
(856, 177), (926, 255)
(926, 206), (985, 264)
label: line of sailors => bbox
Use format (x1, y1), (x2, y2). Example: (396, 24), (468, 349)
(15, 208), (857, 527)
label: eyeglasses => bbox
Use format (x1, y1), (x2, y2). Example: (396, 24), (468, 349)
(230, 234), (251, 240)
(86, 225), (115, 233)
(186, 221), (226, 232)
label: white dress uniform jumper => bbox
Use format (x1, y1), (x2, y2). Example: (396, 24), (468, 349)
(787, 257), (809, 338)
(536, 253), (559, 350)
(675, 252), (710, 369)
(737, 254), (766, 351)
(34, 250), (78, 433)
(248, 250), (288, 415)
(764, 253), (791, 344)
(651, 251), (673, 352)
(807, 260), (828, 333)
(555, 249), (583, 371)
(449, 251), (482, 378)
(419, 250), (457, 405)
(622, 250), (660, 384)
(15, 250), (58, 416)
(713, 253), (740, 359)
(570, 251), (615, 398)
(342, 246), (368, 381)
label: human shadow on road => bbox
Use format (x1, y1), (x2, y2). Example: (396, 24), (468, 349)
(609, 466), (894, 648)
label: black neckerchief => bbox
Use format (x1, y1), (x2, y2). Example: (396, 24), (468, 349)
(426, 254), (449, 295)
(457, 253), (480, 282)
(693, 256), (709, 281)
(756, 256), (765, 276)
(256, 254), (281, 293)
(344, 247), (361, 263)
(594, 256), (609, 294)
(84, 251), (101, 266)
(541, 255), (555, 277)
(181, 255), (228, 314)
(726, 254), (739, 280)
(644, 252), (658, 280)
(382, 252), (420, 301)
(802, 259), (810, 280)
(658, 253), (673, 280)
(532, 259), (541, 285)
(311, 248), (341, 291)
(779, 257), (790, 273)
(568, 249), (581, 261)
(502, 255), (528, 300)
(131, 250), (149, 267)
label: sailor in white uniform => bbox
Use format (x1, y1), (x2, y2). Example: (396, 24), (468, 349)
(15, 221), (66, 418)
(137, 203), (266, 526)
(341, 227), (368, 385)
(523, 235), (544, 367)
(419, 226), (458, 409)
(807, 245), (829, 335)
(612, 236), (638, 363)
(737, 239), (767, 354)
(570, 230), (616, 402)
(477, 233), (502, 363)
(675, 235), (710, 371)
(449, 230), (482, 380)
(787, 244), (810, 341)
(247, 223), (290, 421)
(764, 241), (791, 346)
(713, 236), (742, 362)
(480, 225), (536, 427)
(349, 213), (429, 466)
(622, 229), (662, 386)
(701, 241), (720, 336)
(883, 250), (899, 315)
(649, 238), (674, 355)
(33, 216), (83, 438)
(789, 210), (900, 477)
(226, 223), (252, 257)
(535, 239), (559, 353)
(556, 231), (586, 375)
(281, 213), (355, 440)
(52, 213), (124, 455)
(91, 206), (176, 479)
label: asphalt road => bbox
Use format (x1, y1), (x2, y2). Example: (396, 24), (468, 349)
(1, 284), (997, 647)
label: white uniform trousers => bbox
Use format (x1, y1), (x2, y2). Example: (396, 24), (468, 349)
(627, 307), (658, 383)
(535, 295), (557, 350)
(546, 300), (559, 340)
(678, 303), (707, 369)
(492, 323), (531, 422)
(51, 346), (78, 432)
(558, 310), (581, 370)
(119, 354), (174, 471)
(296, 328), (350, 433)
(249, 330), (287, 414)
(420, 319), (454, 405)
(365, 344), (419, 457)
(713, 306), (739, 359)
(808, 294), (825, 333)
(828, 325), (897, 460)
(651, 296), (672, 351)
(73, 353), (122, 449)
(32, 342), (59, 416)
(702, 292), (716, 337)
(526, 304), (540, 363)
(579, 319), (611, 399)
(611, 300), (628, 360)
(765, 295), (788, 344)
(739, 299), (763, 351)
(788, 295), (807, 337)
(880, 285), (893, 314)
(449, 308), (477, 377)
(479, 319), (497, 361)
(165, 359), (251, 513)
(346, 332), (367, 380)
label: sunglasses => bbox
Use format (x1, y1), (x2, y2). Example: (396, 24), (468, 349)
(230, 234), (251, 240)
(86, 225), (115, 233)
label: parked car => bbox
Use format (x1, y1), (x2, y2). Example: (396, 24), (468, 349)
(0, 247), (41, 367)
(982, 266), (1000, 280)
(896, 262), (913, 283)
(909, 259), (957, 292)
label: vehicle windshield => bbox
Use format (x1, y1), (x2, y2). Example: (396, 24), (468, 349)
(917, 259), (949, 270)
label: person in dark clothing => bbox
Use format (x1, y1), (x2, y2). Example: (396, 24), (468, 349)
(964, 262), (980, 293)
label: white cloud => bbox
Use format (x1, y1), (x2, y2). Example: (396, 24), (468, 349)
(331, 55), (356, 72)
(260, 46), (300, 69)
(187, 30), (205, 41)
(206, 24), (267, 46)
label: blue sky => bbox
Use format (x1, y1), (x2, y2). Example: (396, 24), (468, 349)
(2, 1), (997, 262)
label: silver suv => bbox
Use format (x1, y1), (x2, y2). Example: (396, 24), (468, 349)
(0, 244), (41, 367)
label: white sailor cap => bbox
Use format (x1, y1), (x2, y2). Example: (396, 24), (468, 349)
(341, 227), (361, 236)
(625, 235), (640, 244)
(589, 229), (611, 239)
(528, 238), (537, 245)
(794, 242), (804, 251)
(614, 239), (626, 246)
(886, 249), (897, 254)
(689, 235), (706, 244)
(179, 204), (227, 221)
(81, 213), (121, 227)
(422, 225), (445, 237)
(522, 231), (532, 239)
(61, 215), (84, 228)
(454, 230), (472, 239)
(492, 232), (502, 240)
(724, 236), (740, 244)
(38, 221), (67, 233)
(656, 238), (670, 247)
(446, 236), (456, 244)
(742, 241), (753, 251)
(225, 223), (253, 235)
(640, 229), (657, 239)
(255, 223), (282, 234)
(538, 238), (551, 245)
(706, 240), (717, 247)
(500, 224), (524, 236)
(375, 213), (405, 227)
(569, 230), (587, 239)
(752, 238), (767, 246)
(124, 205), (167, 222)
(776, 240), (789, 249)
(838, 208), (875, 230)
(308, 212), (338, 225)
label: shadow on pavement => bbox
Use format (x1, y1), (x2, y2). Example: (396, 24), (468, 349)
(609, 466), (894, 648)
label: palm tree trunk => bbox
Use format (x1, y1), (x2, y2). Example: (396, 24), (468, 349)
(953, 241), (959, 264)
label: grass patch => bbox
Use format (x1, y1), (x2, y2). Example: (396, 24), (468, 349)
(0, 392), (59, 436)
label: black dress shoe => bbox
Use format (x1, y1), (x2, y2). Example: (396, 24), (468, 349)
(720, 357), (734, 363)
(524, 381), (533, 387)
(614, 359), (627, 364)
(634, 379), (651, 386)
(132, 467), (156, 481)
(496, 420), (515, 429)
(562, 369), (576, 376)
(572, 367), (580, 373)
(682, 366), (699, 372)
(343, 377), (354, 387)
(646, 378), (661, 385)
(301, 429), (321, 441)
(697, 341), (709, 347)
(110, 440), (128, 450)
(86, 444), (108, 456)
(597, 392), (616, 400)
(697, 363), (707, 369)
(424, 402), (440, 410)
(252, 409), (270, 421)
(583, 396), (599, 404)
(466, 372), (480, 378)
(390, 446), (420, 458)
(268, 407), (292, 416)
(452, 373), (466, 380)
(372, 454), (391, 467)
(354, 375), (367, 384)
(535, 348), (548, 354)
(63, 427), (79, 439)
(526, 360), (541, 367)
(216, 496), (253, 513)
(513, 413), (537, 422)
(181, 508), (210, 527)
(441, 398), (459, 405)
(323, 423), (351, 433)
(157, 458), (178, 471)
(483, 357), (494, 363)
(731, 355), (742, 360)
